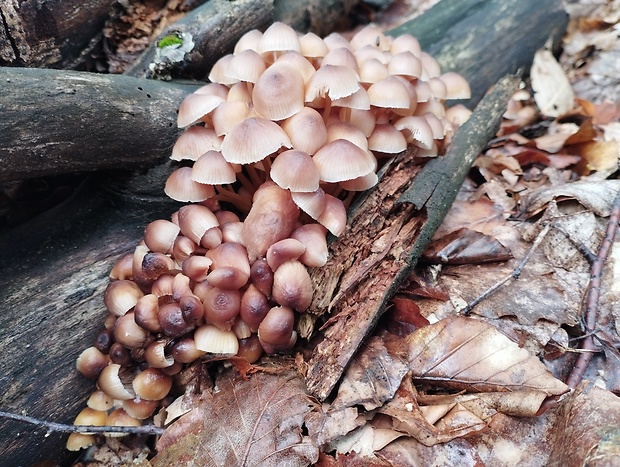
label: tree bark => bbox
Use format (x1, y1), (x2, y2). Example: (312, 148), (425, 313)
(0, 0), (115, 68)
(0, 67), (199, 182)
(0, 0), (568, 464)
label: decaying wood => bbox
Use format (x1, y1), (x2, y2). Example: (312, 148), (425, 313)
(0, 67), (199, 182)
(0, 0), (115, 68)
(305, 75), (520, 400)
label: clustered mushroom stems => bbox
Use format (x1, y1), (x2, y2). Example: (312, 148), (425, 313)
(68, 23), (471, 452)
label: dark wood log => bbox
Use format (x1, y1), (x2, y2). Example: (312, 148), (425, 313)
(0, 67), (199, 183)
(124, 0), (360, 80)
(0, 0), (115, 68)
(0, 0), (568, 464)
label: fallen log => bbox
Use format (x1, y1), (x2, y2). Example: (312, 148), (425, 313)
(0, 0), (568, 464)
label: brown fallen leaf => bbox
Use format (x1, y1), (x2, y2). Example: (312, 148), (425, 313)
(152, 364), (319, 467)
(332, 336), (409, 411)
(305, 406), (364, 447)
(433, 197), (507, 239)
(405, 316), (569, 395)
(531, 48), (575, 117)
(518, 179), (620, 218)
(422, 227), (513, 265)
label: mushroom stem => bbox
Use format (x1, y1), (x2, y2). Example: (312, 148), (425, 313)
(214, 185), (252, 213)
(322, 96), (332, 122)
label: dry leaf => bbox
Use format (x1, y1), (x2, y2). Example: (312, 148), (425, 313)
(433, 198), (506, 239)
(153, 366), (319, 466)
(305, 406), (364, 447)
(332, 336), (409, 411)
(422, 227), (512, 265)
(531, 49), (575, 117)
(406, 316), (569, 395)
(519, 179), (620, 218)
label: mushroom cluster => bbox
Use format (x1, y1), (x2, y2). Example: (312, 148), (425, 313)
(68, 23), (471, 451)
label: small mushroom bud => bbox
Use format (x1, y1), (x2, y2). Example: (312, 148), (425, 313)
(192, 280), (214, 302)
(172, 336), (207, 363)
(221, 221), (244, 243)
(134, 294), (163, 333)
(250, 258), (274, 298)
(271, 261), (313, 311)
(144, 339), (175, 368)
(76, 346), (110, 379)
(172, 235), (198, 264)
(258, 306), (297, 354)
(132, 368), (173, 401)
(144, 219), (180, 254)
(158, 302), (194, 337)
(108, 342), (133, 367)
(93, 328), (114, 354)
(105, 408), (141, 437)
(132, 243), (154, 289)
(114, 312), (150, 349)
(104, 280), (144, 317)
(87, 389), (115, 412)
(177, 204), (220, 244)
(236, 334), (263, 363)
(180, 294), (205, 325)
(172, 273), (193, 301)
(201, 226), (223, 249)
(97, 364), (135, 400)
(242, 182), (300, 262)
(206, 243), (250, 280)
(66, 407), (108, 451)
(290, 224), (329, 267)
(181, 255), (213, 282)
(266, 238), (306, 271)
(232, 317), (252, 339)
(109, 253), (134, 280)
(203, 287), (241, 330)
(162, 360), (184, 376)
(240, 284), (270, 332)
(194, 324), (239, 355)
(215, 209), (240, 224)
(141, 252), (175, 280)
(151, 274), (175, 303)
(207, 267), (249, 290)
(122, 397), (159, 420)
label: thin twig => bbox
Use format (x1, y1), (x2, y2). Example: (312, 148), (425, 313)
(0, 410), (165, 436)
(565, 190), (620, 389)
(461, 222), (551, 316)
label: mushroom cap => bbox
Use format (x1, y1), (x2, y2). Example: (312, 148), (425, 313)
(257, 22), (301, 56)
(252, 61), (305, 121)
(367, 76), (411, 110)
(332, 87), (370, 110)
(191, 150), (237, 185)
(326, 122), (369, 150)
(350, 25), (391, 52)
(226, 49), (266, 83)
(339, 171), (379, 191)
(368, 123), (408, 154)
(234, 29), (263, 54)
(177, 204), (219, 244)
(305, 64), (360, 102)
(358, 58), (390, 84)
(221, 117), (292, 164)
(323, 32), (353, 51)
(439, 71), (472, 100)
(313, 139), (376, 182)
(280, 107), (328, 155)
(165, 167), (215, 202)
(275, 52), (317, 83)
(387, 52), (422, 79)
(208, 54), (238, 85)
(393, 115), (435, 150)
(299, 32), (328, 59)
(177, 93), (225, 128)
(389, 33), (422, 56)
(171, 126), (222, 161)
(211, 100), (250, 136)
(321, 47), (359, 73)
(317, 194), (347, 236)
(270, 150), (320, 192)
(291, 188), (326, 220)
(420, 51), (441, 79)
